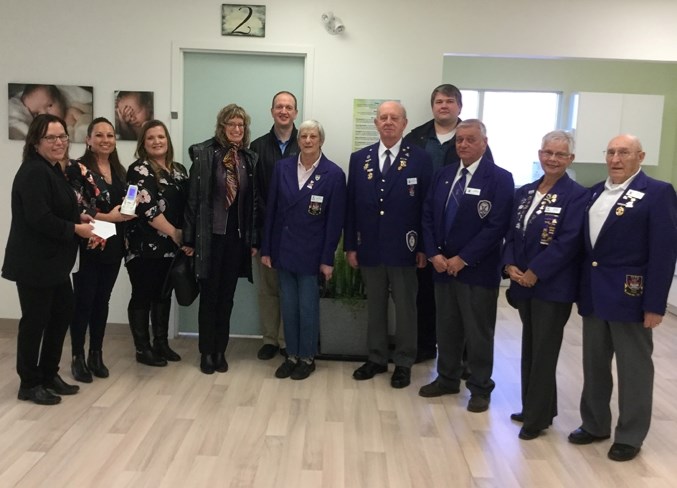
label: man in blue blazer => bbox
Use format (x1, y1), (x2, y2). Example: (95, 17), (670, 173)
(419, 119), (514, 413)
(568, 134), (677, 462)
(345, 101), (433, 389)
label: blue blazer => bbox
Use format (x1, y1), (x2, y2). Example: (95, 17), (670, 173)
(344, 141), (432, 266)
(577, 171), (677, 322)
(261, 154), (346, 275)
(502, 174), (588, 302)
(422, 152), (514, 287)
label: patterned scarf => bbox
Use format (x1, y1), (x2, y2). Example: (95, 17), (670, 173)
(222, 143), (240, 209)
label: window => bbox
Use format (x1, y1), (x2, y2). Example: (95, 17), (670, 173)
(460, 90), (561, 186)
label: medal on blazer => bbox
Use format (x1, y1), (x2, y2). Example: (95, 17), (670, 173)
(407, 177), (417, 197)
(616, 206), (624, 216)
(540, 216), (558, 245)
(308, 195), (323, 216)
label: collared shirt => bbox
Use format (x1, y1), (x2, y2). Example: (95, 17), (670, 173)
(297, 154), (321, 189)
(444, 157), (481, 208)
(523, 190), (545, 227)
(277, 137), (290, 154)
(379, 139), (402, 173)
(588, 168), (641, 247)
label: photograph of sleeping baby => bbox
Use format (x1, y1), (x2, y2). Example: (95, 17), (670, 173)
(114, 90), (154, 140)
(8, 83), (94, 142)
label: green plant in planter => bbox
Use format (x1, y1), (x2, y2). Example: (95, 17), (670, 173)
(319, 235), (366, 303)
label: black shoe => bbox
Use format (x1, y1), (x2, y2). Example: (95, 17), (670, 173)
(608, 443), (640, 462)
(414, 348), (437, 363)
(18, 385), (61, 405)
(87, 350), (109, 378)
(518, 427), (542, 440)
(291, 360), (315, 380)
(568, 427), (610, 445)
(390, 366), (411, 389)
(467, 394), (490, 413)
(510, 412), (524, 422)
(353, 361), (388, 380)
(214, 353), (228, 373)
(257, 344), (279, 360)
(275, 358), (298, 379)
(71, 354), (93, 383)
(154, 342), (182, 362)
(200, 354), (215, 375)
(136, 349), (167, 367)
(44, 375), (80, 395)
(418, 379), (460, 398)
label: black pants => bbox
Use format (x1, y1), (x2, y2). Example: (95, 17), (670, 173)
(16, 280), (74, 389)
(71, 258), (122, 355)
(198, 233), (244, 355)
(126, 257), (172, 310)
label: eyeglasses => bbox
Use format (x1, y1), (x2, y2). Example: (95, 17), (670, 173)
(539, 150), (571, 160)
(42, 134), (69, 143)
(224, 122), (245, 130)
(604, 149), (639, 159)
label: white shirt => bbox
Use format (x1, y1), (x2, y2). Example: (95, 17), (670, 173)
(524, 190), (545, 227)
(379, 139), (402, 173)
(445, 157), (481, 207)
(297, 154), (321, 189)
(588, 169), (641, 247)
(437, 130), (455, 144)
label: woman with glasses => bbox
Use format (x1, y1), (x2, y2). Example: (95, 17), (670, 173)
(502, 130), (588, 440)
(183, 104), (257, 374)
(125, 120), (188, 367)
(65, 117), (134, 382)
(2, 114), (95, 405)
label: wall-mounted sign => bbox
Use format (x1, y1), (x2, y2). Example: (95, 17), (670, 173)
(222, 4), (266, 37)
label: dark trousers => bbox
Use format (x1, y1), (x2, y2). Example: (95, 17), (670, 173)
(198, 233), (244, 355)
(71, 258), (122, 355)
(126, 257), (172, 310)
(16, 280), (74, 389)
(416, 263), (437, 354)
(434, 280), (498, 396)
(516, 298), (571, 431)
(580, 315), (654, 447)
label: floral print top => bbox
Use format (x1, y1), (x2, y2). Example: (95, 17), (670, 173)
(124, 159), (188, 263)
(65, 159), (126, 264)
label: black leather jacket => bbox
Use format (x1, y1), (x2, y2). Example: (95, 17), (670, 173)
(184, 137), (258, 281)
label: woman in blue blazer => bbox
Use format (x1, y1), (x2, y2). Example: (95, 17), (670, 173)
(261, 120), (346, 380)
(502, 130), (588, 440)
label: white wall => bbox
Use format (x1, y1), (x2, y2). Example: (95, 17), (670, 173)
(2, 0), (677, 321)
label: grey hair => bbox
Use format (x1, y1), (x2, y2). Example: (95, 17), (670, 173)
(457, 118), (487, 137)
(542, 130), (575, 154)
(297, 119), (325, 144)
(377, 101), (407, 120)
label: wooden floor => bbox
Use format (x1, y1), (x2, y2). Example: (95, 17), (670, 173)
(0, 296), (676, 488)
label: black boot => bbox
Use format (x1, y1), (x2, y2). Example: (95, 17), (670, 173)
(87, 350), (110, 378)
(128, 309), (167, 367)
(71, 353), (93, 383)
(151, 300), (181, 362)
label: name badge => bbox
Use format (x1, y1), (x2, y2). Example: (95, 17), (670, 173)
(544, 206), (561, 214)
(407, 178), (418, 185)
(466, 187), (481, 196)
(310, 195), (324, 203)
(627, 190), (644, 199)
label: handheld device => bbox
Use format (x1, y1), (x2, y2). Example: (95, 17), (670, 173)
(120, 184), (138, 216)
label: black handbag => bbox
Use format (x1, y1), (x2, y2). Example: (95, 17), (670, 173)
(162, 251), (199, 306)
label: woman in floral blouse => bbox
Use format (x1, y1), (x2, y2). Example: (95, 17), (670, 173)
(125, 120), (188, 367)
(66, 117), (133, 382)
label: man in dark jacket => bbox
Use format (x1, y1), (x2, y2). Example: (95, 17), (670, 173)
(250, 91), (300, 360)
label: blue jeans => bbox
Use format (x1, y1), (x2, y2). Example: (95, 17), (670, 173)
(278, 270), (320, 358)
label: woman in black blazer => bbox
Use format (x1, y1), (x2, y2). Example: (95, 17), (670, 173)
(2, 114), (95, 405)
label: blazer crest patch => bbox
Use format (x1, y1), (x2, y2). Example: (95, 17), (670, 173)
(477, 200), (492, 219)
(406, 231), (417, 252)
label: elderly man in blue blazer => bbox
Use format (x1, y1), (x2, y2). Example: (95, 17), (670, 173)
(345, 101), (433, 389)
(419, 119), (514, 413)
(568, 134), (677, 462)
(261, 120), (346, 381)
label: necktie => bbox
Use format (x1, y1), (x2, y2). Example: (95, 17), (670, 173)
(444, 168), (468, 236)
(382, 149), (392, 175)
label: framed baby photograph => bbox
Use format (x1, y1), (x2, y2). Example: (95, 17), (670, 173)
(114, 91), (154, 141)
(8, 83), (94, 143)
(222, 4), (266, 37)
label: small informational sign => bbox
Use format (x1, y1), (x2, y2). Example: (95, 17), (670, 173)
(222, 4), (266, 37)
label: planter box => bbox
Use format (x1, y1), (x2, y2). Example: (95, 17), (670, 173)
(318, 298), (368, 360)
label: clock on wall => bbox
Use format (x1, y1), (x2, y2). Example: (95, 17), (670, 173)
(222, 4), (266, 37)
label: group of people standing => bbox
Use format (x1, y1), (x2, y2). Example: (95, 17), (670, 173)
(3, 85), (675, 465)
